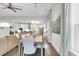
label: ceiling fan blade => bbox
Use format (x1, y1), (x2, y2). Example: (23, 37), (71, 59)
(11, 8), (16, 12)
(14, 7), (22, 10)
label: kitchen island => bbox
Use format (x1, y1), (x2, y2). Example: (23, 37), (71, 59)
(0, 34), (20, 56)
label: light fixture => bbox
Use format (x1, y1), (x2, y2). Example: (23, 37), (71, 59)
(31, 20), (35, 24)
(34, 3), (38, 24)
(34, 3), (37, 20)
(31, 3), (40, 24)
(0, 22), (10, 27)
(31, 20), (40, 24)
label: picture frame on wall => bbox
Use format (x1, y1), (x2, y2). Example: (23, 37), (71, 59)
(52, 15), (61, 34)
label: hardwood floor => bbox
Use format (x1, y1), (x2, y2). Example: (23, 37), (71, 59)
(3, 46), (19, 56)
(3, 43), (60, 56)
(45, 43), (60, 56)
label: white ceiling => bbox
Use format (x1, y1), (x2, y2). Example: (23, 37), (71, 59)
(0, 3), (55, 16)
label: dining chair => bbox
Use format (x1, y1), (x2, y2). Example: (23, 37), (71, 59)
(22, 38), (36, 56)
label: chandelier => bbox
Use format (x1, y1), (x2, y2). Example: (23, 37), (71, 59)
(31, 3), (39, 24)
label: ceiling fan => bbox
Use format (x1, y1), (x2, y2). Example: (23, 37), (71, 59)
(1, 3), (22, 12)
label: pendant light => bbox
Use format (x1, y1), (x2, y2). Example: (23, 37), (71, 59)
(31, 3), (40, 24)
(35, 3), (37, 20)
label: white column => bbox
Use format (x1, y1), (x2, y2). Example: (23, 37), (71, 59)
(48, 9), (52, 42)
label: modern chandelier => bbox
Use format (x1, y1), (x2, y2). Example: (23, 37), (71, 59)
(31, 3), (40, 24)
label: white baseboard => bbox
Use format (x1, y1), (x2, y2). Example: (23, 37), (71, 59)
(68, 49), (79, 56)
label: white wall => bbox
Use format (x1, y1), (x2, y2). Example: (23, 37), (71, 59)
(68, 3), (79, 56)
(48, 3), (63, 55)
(70, 3), (79, 51)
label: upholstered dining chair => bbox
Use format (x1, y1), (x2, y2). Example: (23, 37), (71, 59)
(22, 38), (37, 56)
